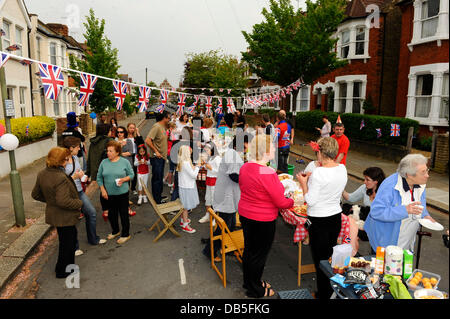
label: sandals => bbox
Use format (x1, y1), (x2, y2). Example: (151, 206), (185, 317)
(264, 287), (275, 297)
(262, 281), (272, 289)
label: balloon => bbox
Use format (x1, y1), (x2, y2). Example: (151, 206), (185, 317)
(0, 133), (19, 151)
(90, 112), (97, 119)
(0, 123), (5, 137)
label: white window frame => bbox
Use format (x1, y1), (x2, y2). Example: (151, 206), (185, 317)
(15, 26), (23, 56)
(2, 20), (11, 50)
(53, 95), (60, 117)
(440, 73), (449, 119)
(408, 0), (449, 50)
(406, 63), (449, 126)
(19, 87), (26, 117)
(49, 42), (57, 65)
(335, 19), (370, 61)
(296, 85), (310, 113)
(333, 75), (368, 114)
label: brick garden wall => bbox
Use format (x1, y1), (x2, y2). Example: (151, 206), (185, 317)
(434, 132), (449, 174)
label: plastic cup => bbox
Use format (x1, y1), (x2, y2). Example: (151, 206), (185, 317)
(115, 178), (121, 186)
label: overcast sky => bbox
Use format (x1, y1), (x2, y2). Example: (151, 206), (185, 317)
(24, 0), (308, 87)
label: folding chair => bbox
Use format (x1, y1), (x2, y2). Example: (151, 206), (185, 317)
(208, 208), (244, 288)
(140, 177), (184, 242)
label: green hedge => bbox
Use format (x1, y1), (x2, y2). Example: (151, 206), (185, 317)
(295, 110), (420, 146)
(1, 116), (56, 145)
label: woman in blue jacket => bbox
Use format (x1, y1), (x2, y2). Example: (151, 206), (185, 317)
(364, 154), (437, 253)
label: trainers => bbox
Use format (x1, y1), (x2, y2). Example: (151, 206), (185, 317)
(180, 218), (191, 226)
(98, 239), (107, 245)
(181, 224), (196, 234)
(133, 191), (138, 195)
(137, 196), (143, 205)
(198, 214), (210, 224)
(117, 236), (131, 244)
(75, 249), (84, 256)
(143, 196), (148, 203)
(107, 232), (120, 240)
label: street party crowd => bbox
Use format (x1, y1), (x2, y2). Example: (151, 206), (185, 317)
(31, 108), (439, 299)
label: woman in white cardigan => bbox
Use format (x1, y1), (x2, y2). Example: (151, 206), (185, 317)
(297, 137), (347, 300)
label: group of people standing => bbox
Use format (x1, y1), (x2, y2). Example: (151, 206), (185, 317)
(31, 109), (437, 303)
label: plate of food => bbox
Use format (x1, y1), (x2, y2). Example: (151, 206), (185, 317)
(278, 173), (293, 181)
(291, 205), (307, 218)
(281, 179), (299, 195)
(418, 218), (444, 231)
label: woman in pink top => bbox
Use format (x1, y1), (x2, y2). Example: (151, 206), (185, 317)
(239, 135), (294, 298)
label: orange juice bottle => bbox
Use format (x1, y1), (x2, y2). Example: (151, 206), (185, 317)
(375, 247), (385, 274)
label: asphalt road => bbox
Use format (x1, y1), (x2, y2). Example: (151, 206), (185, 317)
(14, 119), (449, 299)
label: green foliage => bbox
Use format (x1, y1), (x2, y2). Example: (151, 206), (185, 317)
(1, 116), (55, 145)
(241, 0), (347, 86)
(258, 108), (278, 119)
(413, 136), (432, 152)
(295, 110), (420, 146)
(182, 50), (247, 97)
(69, 8), (120, 114)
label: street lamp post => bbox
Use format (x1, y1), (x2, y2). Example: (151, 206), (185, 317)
(0, 37), (26, 227)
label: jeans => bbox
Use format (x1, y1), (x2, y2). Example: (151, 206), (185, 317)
(202, 212), (236, 258)
(241, 215), (277, 298)
(55, 226), (77, 277)
(277, 147), (290, 173)
(108, 192), (130, 237)
(171, 171), (179, 201)
(150, 157), (165, 204)
(131, 158), (138, 192)
(79, 191), (100, 245)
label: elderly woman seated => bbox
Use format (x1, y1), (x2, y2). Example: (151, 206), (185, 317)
(364, 154), (437, 253)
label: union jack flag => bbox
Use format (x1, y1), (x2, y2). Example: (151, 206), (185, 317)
(227, 89), (231, 94)
(219, 88), (224, 92)
(113, 80), (128, 110)
(176, 93), (186, 116)
(390, 124), (400, 137)
(226, 97), (236, 113)
(0, 52), (10, 69)
(20, 59), (33, 66)
(205, 96), (213, 117)
(187, 95), (199, 114)
(39, 63), (65, 100)
(25, 123), (29, 137)
(360, 119), (365, 130)
(215, 98), (223, 114)
(376, 128), (382, 139)
(281, 89), (286, 98)
(155, 89), (169, 113)
(78, 73), (98, 108)
(138, 86), (151, 112)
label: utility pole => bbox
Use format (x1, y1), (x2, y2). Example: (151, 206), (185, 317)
(0, 38), (26, 226)
(145, 67), (148, 85)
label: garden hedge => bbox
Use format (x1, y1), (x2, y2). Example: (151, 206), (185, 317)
(1, 116), (56, 145)
(295, 110), (420, 146)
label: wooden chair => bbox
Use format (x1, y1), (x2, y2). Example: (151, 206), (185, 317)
(297, 242), (316, 287)
(140, 177), (184, 242)
(208, 208), (245, 288)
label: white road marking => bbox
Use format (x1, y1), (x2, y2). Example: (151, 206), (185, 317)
(179, 258), (186, 285)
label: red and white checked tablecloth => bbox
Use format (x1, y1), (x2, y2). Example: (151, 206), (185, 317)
(279, 208), (351, 244)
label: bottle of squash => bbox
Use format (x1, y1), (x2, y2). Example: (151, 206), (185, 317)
(375, 247), (385, 274)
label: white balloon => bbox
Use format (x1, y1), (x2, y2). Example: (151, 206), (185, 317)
(0, 133), (19, 151)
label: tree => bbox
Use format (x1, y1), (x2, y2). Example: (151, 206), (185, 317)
(69, 8), (120, 114)
(182, 50), (248, 97)
(242, 0), (347, 108)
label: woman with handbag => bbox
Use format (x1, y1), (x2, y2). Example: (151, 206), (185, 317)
(32, 147), (83, 278)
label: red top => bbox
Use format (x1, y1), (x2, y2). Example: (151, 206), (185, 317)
(331, 134), (350, 165)
(136, 155), (150, 174)
(238, 162), (294, 222)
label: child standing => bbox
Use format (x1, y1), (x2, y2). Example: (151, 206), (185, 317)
(134, 144), (150, 205)
(177, 145), (201, 234)
(164, 122), (178, 191)
(199, 143), (222, 224)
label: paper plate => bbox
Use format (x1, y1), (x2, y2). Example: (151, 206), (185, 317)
(418, 218), (444, 231)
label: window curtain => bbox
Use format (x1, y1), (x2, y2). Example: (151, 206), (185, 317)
(415, 75), (433, 117)
(421, 0), (440, 38)
(440, 73), (449, 118)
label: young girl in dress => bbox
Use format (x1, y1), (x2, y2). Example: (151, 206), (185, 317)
(198, 143), (222, 224)
(177, 145), (201, 234)
(134, 145), (150, 205)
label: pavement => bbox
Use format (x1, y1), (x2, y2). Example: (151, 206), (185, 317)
(0, 112), (145, 292)
(290, 131), (449, 213)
